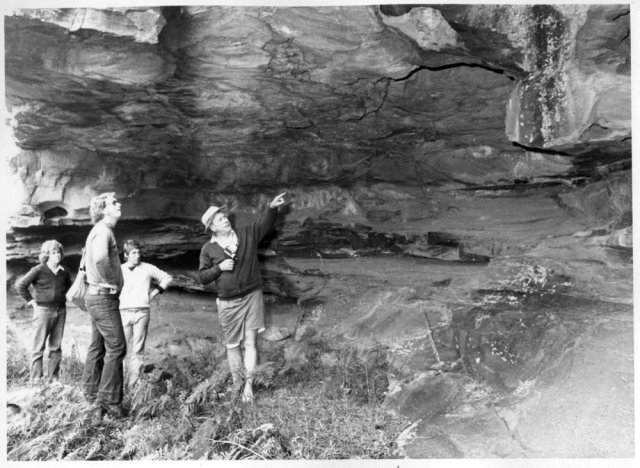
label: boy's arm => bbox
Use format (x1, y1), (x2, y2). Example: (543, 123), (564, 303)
(63, 269), (72, 294)
(149, 264), (173, 299)
(15, 267), (39, 304)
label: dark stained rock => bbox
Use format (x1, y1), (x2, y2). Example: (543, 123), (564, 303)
(4, 5), (630, 260)
(503, 5), (630, 151)
(294, 323), (316, 342)
(404, 231), (493, 262)
(2, 8), (634, 458)
(385, 372), (474, 420)
(557, 170), (631, 227)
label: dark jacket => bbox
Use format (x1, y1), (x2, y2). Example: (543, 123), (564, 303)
(16, 264), (72, 306)
(198, 208), (276, 299)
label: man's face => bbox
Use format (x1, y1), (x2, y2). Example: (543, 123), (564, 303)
(127, 248), (141, 266)
(210, 211), (230, 233)
(104, 196), (122, 219)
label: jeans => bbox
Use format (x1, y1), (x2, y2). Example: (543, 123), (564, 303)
(82, 294), (126, 406)
(121, 307), (150, 388)
(30, 305), (66, 381)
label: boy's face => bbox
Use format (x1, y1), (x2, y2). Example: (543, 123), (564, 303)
(48, 249), (62, 266)
(127, 248), (141, 266)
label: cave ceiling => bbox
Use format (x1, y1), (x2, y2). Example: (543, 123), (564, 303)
(3, 4), (631, 262)
(3, 6), (635, 459)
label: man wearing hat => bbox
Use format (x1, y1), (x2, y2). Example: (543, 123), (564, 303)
(198, 192), (287, 403)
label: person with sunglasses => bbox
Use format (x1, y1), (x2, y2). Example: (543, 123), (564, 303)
(81, 192), (126, 419)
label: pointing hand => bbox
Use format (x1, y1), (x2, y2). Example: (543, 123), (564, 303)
(269, 192), (289, 208)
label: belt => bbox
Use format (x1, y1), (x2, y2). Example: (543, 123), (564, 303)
(120, 307), (150, 313)
(87, 286), (118, 296)
(35, 303), (65, 310)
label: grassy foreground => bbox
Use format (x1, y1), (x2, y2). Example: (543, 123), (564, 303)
(6, 334), (410, 460)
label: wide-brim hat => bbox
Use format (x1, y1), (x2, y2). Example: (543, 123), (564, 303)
(201, 205), (222, 232)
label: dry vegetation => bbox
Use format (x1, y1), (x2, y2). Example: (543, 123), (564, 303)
(6, 335), (410, 460)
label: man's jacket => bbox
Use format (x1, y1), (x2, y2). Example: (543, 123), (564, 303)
(198, 208), (276, 299)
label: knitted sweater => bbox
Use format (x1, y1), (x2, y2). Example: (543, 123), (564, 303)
(119, 262), (172, 309)
(16, 263), (72, 306)
(198, 208), (276, 298)
(84, 220), (123, 291)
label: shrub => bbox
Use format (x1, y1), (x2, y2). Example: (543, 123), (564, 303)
(7, 336), (408, 460)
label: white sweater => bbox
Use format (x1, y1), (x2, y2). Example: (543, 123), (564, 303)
(119, 262), (172, 310)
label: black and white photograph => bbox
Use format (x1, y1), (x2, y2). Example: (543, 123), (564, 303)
(2, 0), (636, 464)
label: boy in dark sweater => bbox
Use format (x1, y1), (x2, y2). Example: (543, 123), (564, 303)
(16, 239), (72, 382)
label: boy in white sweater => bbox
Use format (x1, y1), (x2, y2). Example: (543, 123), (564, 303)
(119, 239), (172, 390)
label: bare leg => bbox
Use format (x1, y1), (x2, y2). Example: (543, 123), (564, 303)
(227, 345), (244, 394)
(242, 329), (258, 401)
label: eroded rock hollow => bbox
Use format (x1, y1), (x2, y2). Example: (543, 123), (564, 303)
(5, 3), (633, 459)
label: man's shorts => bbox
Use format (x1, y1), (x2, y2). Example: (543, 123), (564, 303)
(216, 288), (266, 349)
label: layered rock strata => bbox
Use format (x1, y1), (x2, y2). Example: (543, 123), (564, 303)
(5, 5), (630, 268)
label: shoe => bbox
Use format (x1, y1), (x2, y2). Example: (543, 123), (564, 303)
(87, 402), (102, 425)
(29, 376), (45, 386)
(84, 401), (103, 424)
(48, 378), (63, 388)
(241, 391), (255, 404)
(100, 402), (126, 420)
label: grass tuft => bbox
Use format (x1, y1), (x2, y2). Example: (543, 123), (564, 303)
(7, 337), (409, 460)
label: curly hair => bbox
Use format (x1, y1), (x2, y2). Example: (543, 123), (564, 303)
(39, 240), (64, 264)
(122, 239), (143, 260)
(89, 192), (116, 224)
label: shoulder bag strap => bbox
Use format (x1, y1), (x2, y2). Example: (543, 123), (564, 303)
(79, 248), (87, 271)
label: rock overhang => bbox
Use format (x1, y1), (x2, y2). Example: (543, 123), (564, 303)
(3, 4), (631, 263)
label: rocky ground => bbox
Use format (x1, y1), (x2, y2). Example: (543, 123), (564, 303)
(3, 4), (633, 461)
(6, 248), (634, 459)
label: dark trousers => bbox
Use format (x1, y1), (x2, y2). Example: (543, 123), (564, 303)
(82, 294), (126, 406)
(31, 305), (66, 381)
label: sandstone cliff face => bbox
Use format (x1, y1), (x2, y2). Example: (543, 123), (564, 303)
(4, 6), (633, 458)
(4, 4), (631, 271)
